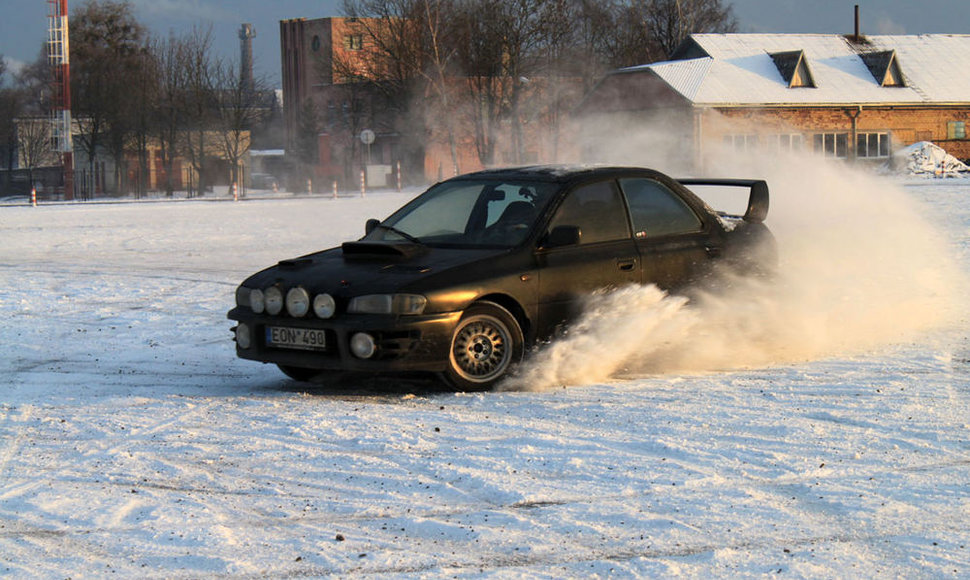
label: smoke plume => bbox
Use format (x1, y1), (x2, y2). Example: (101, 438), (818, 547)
(501, 150), (966, 391)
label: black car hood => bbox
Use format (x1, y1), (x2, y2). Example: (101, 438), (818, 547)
(242, 242), (510, 297)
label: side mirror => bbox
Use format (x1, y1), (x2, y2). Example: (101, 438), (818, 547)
(543, 225), (581, 248)
(365, 218), (380, 235)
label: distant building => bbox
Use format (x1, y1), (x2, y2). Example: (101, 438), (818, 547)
(279, 16), (581, 188)
(577, 33), (970, 170)
(280, 17), (404, 188)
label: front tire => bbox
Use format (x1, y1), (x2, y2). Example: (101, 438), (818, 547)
(444, 301), (524, 391)
(277, 365), (321, 382)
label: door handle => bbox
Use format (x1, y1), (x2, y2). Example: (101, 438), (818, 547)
(617, 258), (636, 271)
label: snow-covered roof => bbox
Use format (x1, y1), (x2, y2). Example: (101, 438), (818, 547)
(622, 33), (970, 107)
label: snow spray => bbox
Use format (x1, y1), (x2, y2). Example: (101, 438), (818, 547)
(500, 150), (966, 392)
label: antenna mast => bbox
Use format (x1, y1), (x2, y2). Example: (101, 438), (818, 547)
(48, 0), (74, 200)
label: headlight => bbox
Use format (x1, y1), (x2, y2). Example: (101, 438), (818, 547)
(286, 287), (310, 317)
(250, 288), (265, 314)
(347, 294), (427, 315)
(264, 286), (283, 315)
(313, 293), (336, 318)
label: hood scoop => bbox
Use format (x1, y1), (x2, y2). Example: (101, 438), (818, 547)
(341, 241), (425, 259)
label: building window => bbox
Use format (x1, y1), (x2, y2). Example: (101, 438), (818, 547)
(856, 132), (891, 158)
(813, 133), (848, 159)
(765, 133), (804, 152)
(344, 34), (363, 51)
(948, 121), (966, 140)
(723, 134), (758, 151)
(311, 35), (321, 52)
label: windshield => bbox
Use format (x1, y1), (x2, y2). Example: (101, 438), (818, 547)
(365, 179), (560, 248)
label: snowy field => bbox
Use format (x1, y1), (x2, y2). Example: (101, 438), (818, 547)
(2, 163), (970, 578)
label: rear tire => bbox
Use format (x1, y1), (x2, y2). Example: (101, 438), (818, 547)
(443, 301), (524, 391)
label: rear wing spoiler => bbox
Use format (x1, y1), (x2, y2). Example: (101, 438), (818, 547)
(677, 178), (769, 224)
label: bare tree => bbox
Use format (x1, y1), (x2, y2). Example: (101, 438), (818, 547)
(179, 26), (218, 197)
(7, 53), (58, 194)
(341, 0), (431, 180)
(450, 0), (549, 166)
(336, 0), (735, 174)
(70, 0), (147, 198)
(637, 0), (736, 58)
(126, 47), (158, 198)
(0, 56), (24, 176)
(291, 98), (322, 188)
(214, 60), (268, 192)
(413, 0), (461, 175)
(17, 117), (54, 191)
(149, 33), (188, 197)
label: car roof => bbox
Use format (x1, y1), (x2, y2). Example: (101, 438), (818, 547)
(448, 165), (667, 184)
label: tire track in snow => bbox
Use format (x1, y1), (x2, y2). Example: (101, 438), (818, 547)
(0, 405), (33, 491)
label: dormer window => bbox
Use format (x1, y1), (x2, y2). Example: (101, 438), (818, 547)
(860, 50), (905, 87)
(770, 50), (816, 88)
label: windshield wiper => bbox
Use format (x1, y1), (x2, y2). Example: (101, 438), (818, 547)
(375, 223), (423, 245)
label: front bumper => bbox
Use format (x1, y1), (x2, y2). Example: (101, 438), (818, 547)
(227, 307), (463, 373)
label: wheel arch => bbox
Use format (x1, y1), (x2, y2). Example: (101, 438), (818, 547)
(474, 293), (532, 347)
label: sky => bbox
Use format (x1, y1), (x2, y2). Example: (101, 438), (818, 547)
(1, 0), (969, 86)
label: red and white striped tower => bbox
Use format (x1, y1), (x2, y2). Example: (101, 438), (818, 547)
(48, 0), (74, 201)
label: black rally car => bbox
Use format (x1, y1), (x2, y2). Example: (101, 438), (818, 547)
(229, 165), (775, 389)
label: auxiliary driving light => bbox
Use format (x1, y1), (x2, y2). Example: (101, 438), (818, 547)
(235, 323), (252, 349)
(249, 288), (265, 314)
(350, 332), (377, 359)
(286, 287), (310, 317)
(264, 286), (283, 315)
(313, 293), (336, 319)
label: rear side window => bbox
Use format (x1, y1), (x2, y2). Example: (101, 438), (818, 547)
(547, 181), (631, 244)
(620, 178), (702, 238)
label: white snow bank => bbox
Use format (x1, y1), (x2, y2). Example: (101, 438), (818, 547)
(888, 141), (970, 177)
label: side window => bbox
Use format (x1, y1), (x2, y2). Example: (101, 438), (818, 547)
(619, 178), (703, 238)
(548, 181), (630, 244)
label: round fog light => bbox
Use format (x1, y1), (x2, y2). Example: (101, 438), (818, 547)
(250, 288), (265, 314)
(313, 293), (336, 319)
(235, 323), (252, 349)
(350, 332), (377, 359)
(264, 286), (283, 315)
(286, 287), (310, 317)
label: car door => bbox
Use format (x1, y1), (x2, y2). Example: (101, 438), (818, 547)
(534, 179), (639, 333)
(618, 177), (717, 289)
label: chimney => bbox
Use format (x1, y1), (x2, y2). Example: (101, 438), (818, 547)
(239, 23), (256, 93)
(854, 5), (860, 42)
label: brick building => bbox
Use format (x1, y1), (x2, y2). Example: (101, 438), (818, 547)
(280, 17), (409, 189)
(577, 33), (970, 171)
(279, 16), (581, 188)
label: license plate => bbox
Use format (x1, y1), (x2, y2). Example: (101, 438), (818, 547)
(265, 326), (327, 351)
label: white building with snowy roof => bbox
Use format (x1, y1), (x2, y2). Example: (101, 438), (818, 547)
(577, 33), (970, 170)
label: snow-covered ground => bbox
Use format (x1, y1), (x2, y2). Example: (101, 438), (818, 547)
(2, 164), (969, 578)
